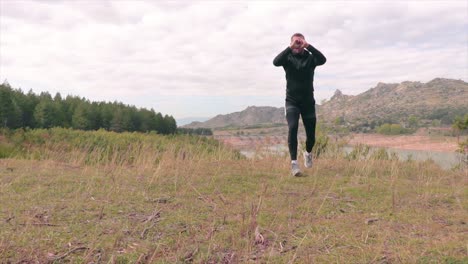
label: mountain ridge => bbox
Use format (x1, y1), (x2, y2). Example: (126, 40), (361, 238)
(184, 78), (467, 130)
(318, 77), (467, 130)
(184, 105), (286, 129)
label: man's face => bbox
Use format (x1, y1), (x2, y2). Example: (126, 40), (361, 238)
(291, 36), (304, 54)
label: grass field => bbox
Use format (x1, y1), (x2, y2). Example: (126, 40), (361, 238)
(0, 129), (466, 263)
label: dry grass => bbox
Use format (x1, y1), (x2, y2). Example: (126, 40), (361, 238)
(0, 160), (466, 263)
(0, 131), (467, 263)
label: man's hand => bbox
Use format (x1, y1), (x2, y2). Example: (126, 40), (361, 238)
(290, 38), (303, 49)
(290, 38), (308, 50)
(290, 40), (298, 49)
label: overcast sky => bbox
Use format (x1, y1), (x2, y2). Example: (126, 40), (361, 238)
(1, 0), (467, 121)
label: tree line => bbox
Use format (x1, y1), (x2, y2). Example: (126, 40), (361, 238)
(0, 82), (177, 134)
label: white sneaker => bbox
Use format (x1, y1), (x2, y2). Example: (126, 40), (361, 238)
(303, 151), (313, 168)
(291, 162), (301, 177)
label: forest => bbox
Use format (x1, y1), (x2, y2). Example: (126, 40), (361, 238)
(0, 82), (177, 134)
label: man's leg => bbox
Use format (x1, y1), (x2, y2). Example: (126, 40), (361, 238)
(301, 99), (316, 168)
(286, 101), (302, 176)
(286, 102), (300, 161)
(302, 116), (317, 153)
(300, 98), (317, 153)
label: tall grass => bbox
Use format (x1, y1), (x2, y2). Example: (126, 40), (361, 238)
(0, 128), (466, 263)
(0, 128), (242, 166)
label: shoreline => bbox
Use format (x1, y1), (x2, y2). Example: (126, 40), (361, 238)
(215, 132), (463, 153)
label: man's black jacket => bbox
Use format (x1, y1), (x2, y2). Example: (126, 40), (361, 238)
(273, 45), (326, 103)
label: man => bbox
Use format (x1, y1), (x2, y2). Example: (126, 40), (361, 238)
(273, 33), (326, 176)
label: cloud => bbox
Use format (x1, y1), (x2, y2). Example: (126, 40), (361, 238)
(0, 0), (466, 118)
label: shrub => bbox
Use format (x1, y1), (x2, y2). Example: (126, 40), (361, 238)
(376, 123), (409, 135)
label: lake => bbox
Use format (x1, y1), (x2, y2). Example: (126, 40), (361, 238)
(240, 144), (465, 170)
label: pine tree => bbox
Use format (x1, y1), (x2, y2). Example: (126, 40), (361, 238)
(0, 84), (179, 133)
(164, 115), (177, 134)
(34, 100), (55, 128)
(72, 103), (90, 130)
(0, 85), (15, 127)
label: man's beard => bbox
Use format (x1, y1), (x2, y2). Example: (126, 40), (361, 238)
(292, 48), (303, 54)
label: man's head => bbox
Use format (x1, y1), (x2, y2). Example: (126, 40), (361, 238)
(290, 33), (305, 54)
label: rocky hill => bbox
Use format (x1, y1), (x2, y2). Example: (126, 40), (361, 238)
(318, 78), (468, 130)
(185, 78), (467, 129)
(184, 106), (286, 129)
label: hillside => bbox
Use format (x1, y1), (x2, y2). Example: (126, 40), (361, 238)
(185, 78), (467, 130)
(185, 106), (286, 129)
(318, 78), (468, 130)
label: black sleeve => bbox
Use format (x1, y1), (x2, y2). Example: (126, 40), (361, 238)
(273, 47), (291, 66)
(306, 44), (326, 66)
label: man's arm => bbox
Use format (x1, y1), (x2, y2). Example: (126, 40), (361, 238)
(305, 44), (326, 66)
(273, 47), (291, 66)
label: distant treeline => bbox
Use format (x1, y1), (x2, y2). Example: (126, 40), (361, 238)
(0, 83), (177, 134)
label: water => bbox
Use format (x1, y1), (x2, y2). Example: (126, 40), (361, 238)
(240, 145), (288, 158)
(343, 146), (464, 170)
(240, 144), (465, 170)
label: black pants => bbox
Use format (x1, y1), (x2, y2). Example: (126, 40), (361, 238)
(285, 98), (316, 160)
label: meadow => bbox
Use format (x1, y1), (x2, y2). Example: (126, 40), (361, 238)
(0, 128), (466, 263)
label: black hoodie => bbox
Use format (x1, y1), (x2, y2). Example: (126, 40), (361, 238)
(273, 45), (326, 103)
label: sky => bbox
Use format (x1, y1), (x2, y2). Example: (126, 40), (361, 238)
(0, 0), (467, 123)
